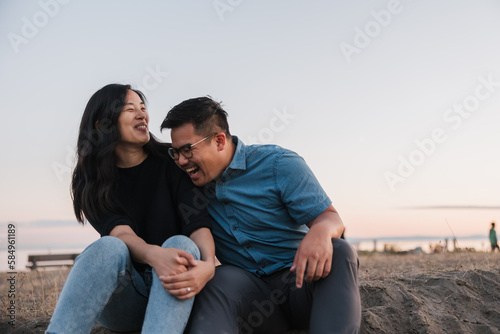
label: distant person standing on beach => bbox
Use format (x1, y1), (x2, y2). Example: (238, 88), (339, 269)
(490, 222), (499, 252)
(46, 84), (215, 334)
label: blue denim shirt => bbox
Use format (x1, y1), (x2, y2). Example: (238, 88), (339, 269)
(207, 137), (332, 276)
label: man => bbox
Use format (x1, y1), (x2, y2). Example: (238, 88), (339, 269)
(161, 97), (361, 333)
(490, 222), (499, 252)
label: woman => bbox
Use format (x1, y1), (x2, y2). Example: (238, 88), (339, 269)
(46, 84), (215, 334)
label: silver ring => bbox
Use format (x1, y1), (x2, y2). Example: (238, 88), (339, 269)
(186, 287), (191, 293)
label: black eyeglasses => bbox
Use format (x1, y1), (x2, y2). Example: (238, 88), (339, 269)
(168, 133), (217, 160)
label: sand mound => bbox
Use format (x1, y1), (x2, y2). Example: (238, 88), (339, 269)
(360, 254), (500, 334)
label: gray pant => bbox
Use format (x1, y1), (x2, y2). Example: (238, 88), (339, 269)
(187, 238), (361, 334)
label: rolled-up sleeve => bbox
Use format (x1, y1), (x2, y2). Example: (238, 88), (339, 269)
(275, 150), (332, 225)
(88, 213), (136, 237)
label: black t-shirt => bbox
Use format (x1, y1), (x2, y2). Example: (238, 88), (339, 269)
(88, 152), (212, 271)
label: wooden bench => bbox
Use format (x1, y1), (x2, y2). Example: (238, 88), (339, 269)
(26, 253), (80, 270)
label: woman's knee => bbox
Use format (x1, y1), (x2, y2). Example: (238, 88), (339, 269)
(77, 236), (130, 269)
(161, 235), (200, 260)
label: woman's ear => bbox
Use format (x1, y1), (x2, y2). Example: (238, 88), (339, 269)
(95, 120), (100, 130)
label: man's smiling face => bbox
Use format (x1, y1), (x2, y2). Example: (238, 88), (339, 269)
(170, 123), (225, 186)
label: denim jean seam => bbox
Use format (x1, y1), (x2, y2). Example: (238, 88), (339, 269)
(95, 268), (145, 322)
(129, 268), (150, 298)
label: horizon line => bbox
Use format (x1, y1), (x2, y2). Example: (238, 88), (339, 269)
(399, 205), (500, 210)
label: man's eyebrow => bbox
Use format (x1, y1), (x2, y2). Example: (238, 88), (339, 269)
(172, 142), (192, 149)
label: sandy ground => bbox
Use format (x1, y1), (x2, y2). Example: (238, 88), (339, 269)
(1, 251), (499, 333)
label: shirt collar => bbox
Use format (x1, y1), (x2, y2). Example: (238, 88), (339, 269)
(227, 136), (246, 171)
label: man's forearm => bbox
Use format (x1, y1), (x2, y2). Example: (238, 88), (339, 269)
(307, 205), (344, 239)
(190, 227), (216, 264)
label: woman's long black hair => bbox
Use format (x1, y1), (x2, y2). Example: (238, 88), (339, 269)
(72, 83), (166, 224)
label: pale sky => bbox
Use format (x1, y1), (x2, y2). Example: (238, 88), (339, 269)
(1, 0), (499, 246)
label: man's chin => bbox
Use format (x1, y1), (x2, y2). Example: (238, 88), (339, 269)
(192, 174), (216, 187)
(191, 176), (207, 187)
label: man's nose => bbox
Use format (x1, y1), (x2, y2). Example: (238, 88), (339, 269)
(178, 154), (189, 166)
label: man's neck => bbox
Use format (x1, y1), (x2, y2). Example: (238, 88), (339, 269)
(215, 136), (237, 179)
(226, 136), (237, 165)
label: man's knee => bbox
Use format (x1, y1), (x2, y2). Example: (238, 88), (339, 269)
(161, 235), (200, 260)
(332, 238), (358, 265)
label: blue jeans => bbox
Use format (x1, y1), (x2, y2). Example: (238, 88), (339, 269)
(46, 235), (201, 334)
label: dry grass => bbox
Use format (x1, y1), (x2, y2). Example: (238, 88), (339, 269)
(1, 269), (70, 333)
(1, 252), (499, 333)
(359, 251), (500, 280)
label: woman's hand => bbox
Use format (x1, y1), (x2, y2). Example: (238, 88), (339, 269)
(147, 246), (197, 278)
(159, 259), (215, 300)
(159, 227), (216, 300)
(110, 225), (216, 299)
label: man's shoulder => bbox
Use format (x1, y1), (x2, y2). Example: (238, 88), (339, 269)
(245, 143), (297, 158)
(234, 138), (304, 171)
(242, 144), (301, 169)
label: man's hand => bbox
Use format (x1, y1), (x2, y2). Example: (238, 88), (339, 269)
(159, 259), (215, 300)
(290, 205), (343, 288)
(290, 226), (333, 288)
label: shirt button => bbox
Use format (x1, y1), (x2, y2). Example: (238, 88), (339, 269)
(245, 244), (251, 249)
(261, 264), (266, 268)
(232, 226), (237, 231)
(224, 201), (229, 205)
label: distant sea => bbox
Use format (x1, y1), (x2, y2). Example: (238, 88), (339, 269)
(349, 235), (490, 253)
(0, 234), (491, 272)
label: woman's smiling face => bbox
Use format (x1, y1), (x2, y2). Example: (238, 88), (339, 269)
(116, 90), (150, 149)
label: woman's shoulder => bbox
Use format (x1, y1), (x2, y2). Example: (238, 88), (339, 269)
(146, 142), (186, 175)
(144, 141), (171, 163)
(147, 141), (171, 155)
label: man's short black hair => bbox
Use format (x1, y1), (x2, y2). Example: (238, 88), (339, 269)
(161, 96), (231, 137)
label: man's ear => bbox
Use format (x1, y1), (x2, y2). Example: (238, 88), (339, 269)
(215, 133), (226, 151)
